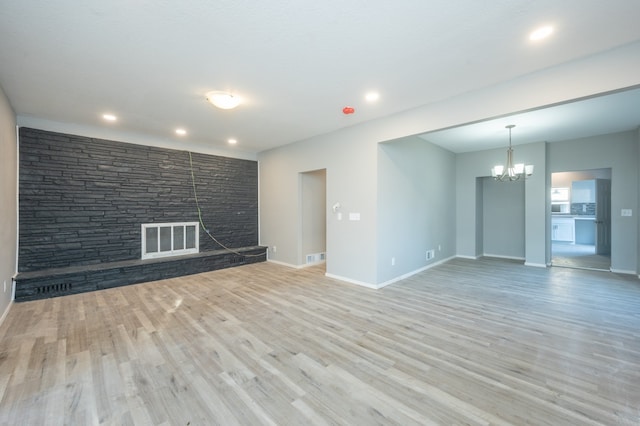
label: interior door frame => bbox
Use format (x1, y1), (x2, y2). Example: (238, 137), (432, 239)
(549, 168), (612, 270)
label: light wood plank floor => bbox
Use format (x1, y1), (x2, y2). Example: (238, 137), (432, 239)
(552, 242), (611, 271)
(1, 258), (639, 425)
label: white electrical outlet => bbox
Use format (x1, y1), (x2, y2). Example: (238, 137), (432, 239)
(438, 245), (441, 251)
(272, 246), (277, 253)
(391, 257), (395, 266)
(426, 250), (435, 260)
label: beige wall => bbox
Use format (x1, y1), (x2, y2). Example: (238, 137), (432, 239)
(0, 84), (17, 321)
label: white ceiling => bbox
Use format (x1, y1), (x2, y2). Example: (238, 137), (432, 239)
(420, 86), (640, 153)
(1, 1), (640, 154)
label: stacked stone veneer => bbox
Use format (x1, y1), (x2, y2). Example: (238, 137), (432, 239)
(16, 127), (265, 301)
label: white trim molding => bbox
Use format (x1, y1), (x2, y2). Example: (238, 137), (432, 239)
(327, 255), (456, 290)
(0, 301), (13, 328)
(524, 262), (548, 268)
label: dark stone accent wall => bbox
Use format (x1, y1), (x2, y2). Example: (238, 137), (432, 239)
(17, 127), (264, 299)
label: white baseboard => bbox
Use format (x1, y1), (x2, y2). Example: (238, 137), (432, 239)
(300, 260), (326, 268)
(324, 273), (379, 289)
(326, 255), (456, 290)
(266, 259), (300, 269)
(610, 268), (636, 275)
(483, 253), (525, 261)
(268, 259), (326, 269)
(524, 262), (548, 268)
(0, 301), (13, 328)
(377, 256), (455, 288)
(456, 255), (480, 260)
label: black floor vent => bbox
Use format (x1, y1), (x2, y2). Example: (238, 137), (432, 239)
(37, 283), (72, 295)
(230, 255), (246, 264)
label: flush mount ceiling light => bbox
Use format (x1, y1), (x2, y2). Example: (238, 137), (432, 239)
(228, 138), (237, 145)
(529, 25), (553, 41)
(102, 113), (117, 121)
(206, 91), (240, 110)
(365, 92), (379, 102)
(491, 125), (534, 182)
(175, 128), (187, 136)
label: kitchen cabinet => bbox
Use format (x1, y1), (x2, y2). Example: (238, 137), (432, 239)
(571, 180), (596, 203)
(552, 217), (574, 242)
(574, 217), (596, 245)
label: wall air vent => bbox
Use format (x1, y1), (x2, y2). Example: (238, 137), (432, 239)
(37, 283), (72, 295)
(306, 252), (326, 264)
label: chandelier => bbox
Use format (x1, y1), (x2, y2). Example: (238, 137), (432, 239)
(491, 125), (534, 181)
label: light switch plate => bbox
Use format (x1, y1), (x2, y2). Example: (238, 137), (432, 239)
(621, 209), (632, 217)
(349, 212), (360, 221)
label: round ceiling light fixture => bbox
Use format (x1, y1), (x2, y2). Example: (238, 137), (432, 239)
(529, 25), (553, 41)
(365, 92), (379, 102)
(206, 91), (241, 110)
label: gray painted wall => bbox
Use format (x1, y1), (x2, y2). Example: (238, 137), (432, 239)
(548, 130), (639, 273)
(377, 136), (455, 284)
(457, 133), (639, 273)
(455, 142), (547, 266)
(0, 85), (17, 319)
(259, 128), (378, 284)
(259, 44), (640, 285)
(638, 128), (640, 278)
(482, 178), (525, 259)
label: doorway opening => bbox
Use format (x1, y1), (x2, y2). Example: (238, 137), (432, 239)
(299, 169), (327, 273)
(550, 168), (611, 271)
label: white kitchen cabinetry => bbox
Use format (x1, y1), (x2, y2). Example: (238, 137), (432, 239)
(552, 217), (575, 242)
(571, 180), (596, 203)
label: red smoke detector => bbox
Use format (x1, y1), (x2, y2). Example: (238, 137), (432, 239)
(342, 106), (355, 115)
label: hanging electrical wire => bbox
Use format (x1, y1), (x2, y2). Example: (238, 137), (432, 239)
(188, 151), (266, 258)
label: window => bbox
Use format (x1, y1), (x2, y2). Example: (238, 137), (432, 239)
(141, 222), (199, 259)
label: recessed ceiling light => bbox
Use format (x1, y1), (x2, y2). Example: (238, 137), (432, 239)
(102, 113), (117, 121)
(365, 92), (380, 102)
(206, 91), (241, 110)
(175, 128), (187, 136)
(228, 138), (237, 145)
(529, 25), (553, 41)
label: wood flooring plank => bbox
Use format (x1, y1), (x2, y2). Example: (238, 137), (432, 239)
(1, 258), (639, 425)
